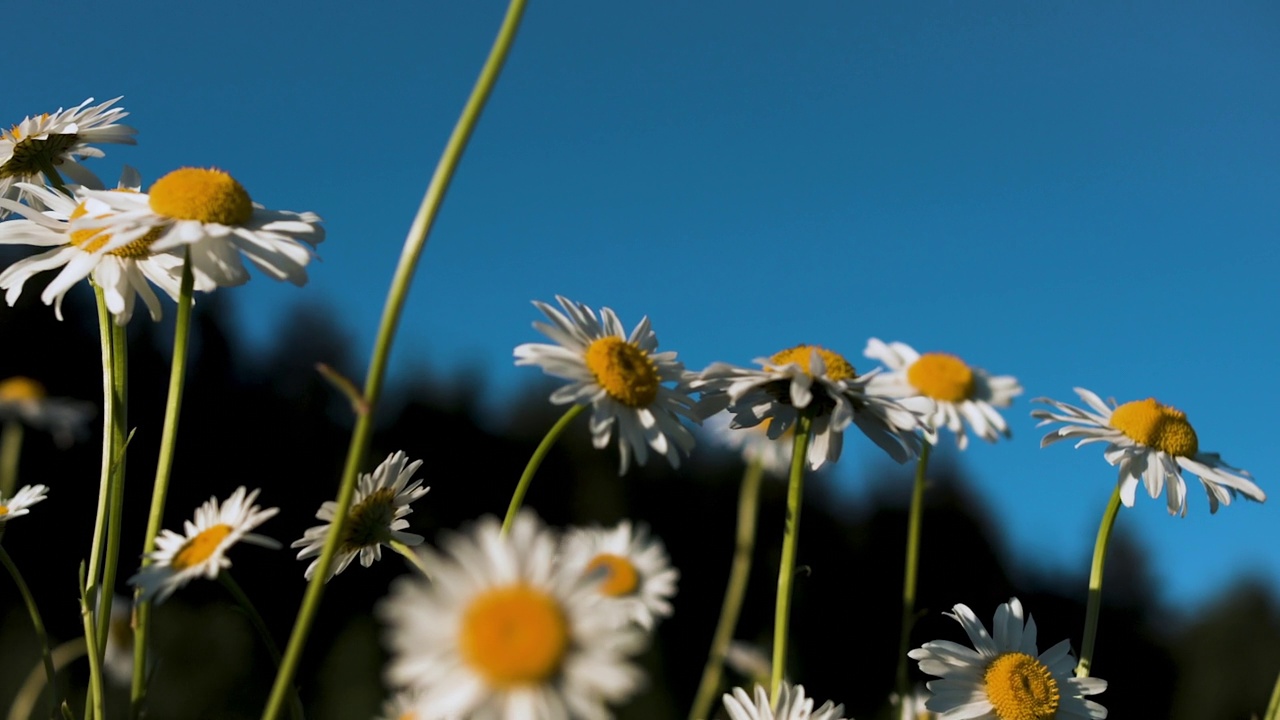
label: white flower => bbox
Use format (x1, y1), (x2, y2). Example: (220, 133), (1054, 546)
(377, 512), (644, 720)
(695, 345), (932, 470)
(1032, 388), (1265, 516)
(377, 688), (428, 720)
(908, 597), (1107, 720)
(0, 484), (48, 523)
(129, 487), (280, 604)
(0, 376), (93, 447)
(892, 685), (936, 720)
(514, 295), (700, 474)
(292, 451), (429, 581)
(722, 683), (849, 720)
(103, 594), (135, 686)
(864, 338), (1022, 450)
(702, 411), (793, 478)
(559, 520), (678, 630)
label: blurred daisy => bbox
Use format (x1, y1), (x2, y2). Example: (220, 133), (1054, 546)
(1033, 388), (1265, 516)
(377, 688), (426, 720)
(377, 512), (644, 720)
(129, 487), (280, 604)
(0, 484), (48, 523)
(724, 641), (772, 686)
(892, 685), (936, 720)
(514, 295), (700, 474)
(71, 166), (324, 288)
(103, 594), (135, 686)
(864, 338), (1022, 450)
(703, 412), (793, 477)
(0, 97), (135, 211)
(0, 376), (93, 447)
(722, 683), (848, 720)
(292, 450), (429, 581)
(908, 597), (1107, 720)
(696, 345), (932, 469)
(560, 520), (678, 630)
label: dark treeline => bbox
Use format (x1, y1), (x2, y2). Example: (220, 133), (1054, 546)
(0, 281), (1276, 720)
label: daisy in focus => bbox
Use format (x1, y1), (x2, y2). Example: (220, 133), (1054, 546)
(0, 484), (48, 523)
(864, 338), (1022, 450)
(292, 450), (429, 581)
(722, 683), (849, 720)
(1032, 388), (1264, 515)
(0, 376), (93, 447)
(514, 295), (700, 474)
(696, 344), (932, 469)
(129, 487), (280, 604)
(377, 511), (644, 720)
(559, 520), (678, 630)
(908, 597), (1107, 720)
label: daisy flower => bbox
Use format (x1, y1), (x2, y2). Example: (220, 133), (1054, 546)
(892, 685), (937, 720)
(559, 520), (678, 630)
(70, 166), (324, 288)
(1032, 388), (1265, 516)
(377, 511), (644, 720)
(0, 376), (93, 447)
(864, 338), (1022, 450)
(695, 345), (932, 469)
(129, 487), (280, 604)
(514, 295), (700, 474)
(377, 688), (427, 720)
(292, 450), (430, 581)
(703, 411), (794, 477)
(908, 597), (1107, 720)
(722, 683), (849, 720)
(0, 484), (48, 523)
(103, 594), (135, 686)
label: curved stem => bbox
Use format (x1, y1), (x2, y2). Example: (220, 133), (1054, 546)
(220, 573), (304, 720)
(688, 458), (765, 720)
(1264, 663), (1280, 720)
(79, 566), (105, 720)
(895, 440), (932, 709)
(769, 414), (812, 704)
(0, 545), (57, 720)
(0, 420), (24, 499)
(259, 2), (529, 717)
(1075, 485), (1123, 677)
(7, 638), (86, 720)
(503, 403), (585, 534)
(390, 540), (432, 579)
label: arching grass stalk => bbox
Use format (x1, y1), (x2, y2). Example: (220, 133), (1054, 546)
(1076, 485), (1123, 678)
(390, 539), (432, 578)
(130, 254), (194, 717)
(259, 2), (529, 717)
(0, 545), (56, 720)
(219, 573), (304, 720)
(894, 440), (932, 710)
(0, 421), (24, 499)
(503, 403), (586, 535)
(6, 637), (86, 720)
(1265, 664), (1280, 720)
(770, 414), (812, 705)
(688, 457), (766, 720)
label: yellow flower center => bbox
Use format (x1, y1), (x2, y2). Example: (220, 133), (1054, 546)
(341, 487), (397, 551)
(0, 130), (78, 179)
(458, 584), (569, 688)
(0, 377), (47, 402)
(148, 168), (253, 225)
(1109, 398), (1199, 457)
(397, 714), (416, 720)
(67, 197), (163, 258)
(584, 553), (640, 596)
(171, 524), (233, 571)
(0, 505), (9, 516)
(769, 345), (856, 381)
(983, 652), (1060, 720)
(906, 353), (976, 402)
(584, 336), (660, 408)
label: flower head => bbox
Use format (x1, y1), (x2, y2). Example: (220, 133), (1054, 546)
(0, 484), (48, 523)
(0, 376), (93, 446)
(722, 683), (849, 720)
(559, 520), (678, 630)
(909, 598), (1107, 720)
(1033, 388), (1264, 516)
(292, 451), (429, 581)
(864, 338), (1022, 450)
(703, 411), (794, 477)
(514, 295), (700, 474)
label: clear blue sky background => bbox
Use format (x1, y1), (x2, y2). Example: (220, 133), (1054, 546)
(10, 1), (1278, 612)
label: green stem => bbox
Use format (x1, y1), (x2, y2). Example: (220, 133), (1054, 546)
(259, 3), (529, 717)
(688, 458), (765, 720)
(95, 319), (129, 655)
(1264, 663), (1280, 720)
(0, 420), (24, 499)
(220, 573), (304, 720)
(0, 545), (56, 720)
(390, 540), (432, 579)
(36, 160), (68, 196)
(131, 254), (194, 718)
(1075, 484), (1123, 678)
(79, 566), (105, 720)
(895, 440), (932, 710)
(6, 638), (86, 720)
(770, 414), (812, 704)
(503, 403), (586, 534)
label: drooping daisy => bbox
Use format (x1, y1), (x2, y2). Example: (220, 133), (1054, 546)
(0, 97), (136, 211)
(722, 683), (849, 720)
(1032, 388), (1265, 516)
(70, 166), (324, 288)
(864, 338), (1022, 450)
(0, 484), (48, 523)
(377, 511), (644, 720)
(129, 487), (280, 604)
(514, 295), (700, 474)
(703, 411), (794, 477)
(559, 520), (678, 630)
(0, 376), (93, 447)
(695, 345), (932, 469)
(908, 597), (1108, 720)
(292, 450), (429, 581)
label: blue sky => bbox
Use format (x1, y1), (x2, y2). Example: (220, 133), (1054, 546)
(9, 1), (1279, 610)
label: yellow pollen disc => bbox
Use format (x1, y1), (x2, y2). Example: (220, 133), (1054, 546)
(0, 376), (47, 402)
(906, 353), (976, 402)
(584, 336), (660, 408)
(0, 506), (9, 516)
(397, 714), (416, 720)
(983, 652), (1060, 720)
(584, 553), (640, 596)
(459, 584), (569, 688)
(67, 198), (163, 258)
(769, 345), (856, 382)
(1109, 398), (1199, 457)
(148, 167), (253, 225)
(341, 487), (397, 550)
(171, 524), (234, 571)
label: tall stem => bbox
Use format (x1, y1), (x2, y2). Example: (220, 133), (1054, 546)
(0, 420), (24, 499)
(95, 320), (129, 652)
(259, 2), (529, 717)
(1264, 663), (1280, 720)
(895, 441), (932, 707)
(688, 458), (765, 720)
(770, 414), (812, 703)
(79, 567), (105, 720)
(1075, 485), (1123, 677)
(503, 403), (585, 534)
(0, 545), (57, 720)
